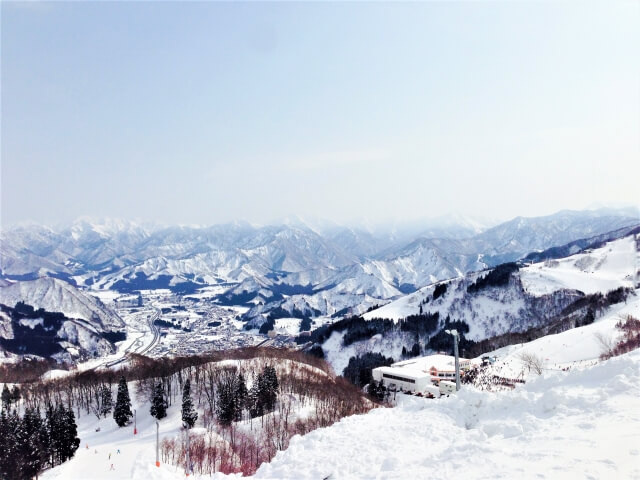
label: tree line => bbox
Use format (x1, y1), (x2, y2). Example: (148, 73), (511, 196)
(0, 347), (371, 477)
(0, 403), (80, 479)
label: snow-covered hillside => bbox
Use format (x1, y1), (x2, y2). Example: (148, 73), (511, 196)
(256, 298), (640, 479)
(0, 277), (123, 331)
(254, 350), (640, 480)
(0, 278), (125, 361)
(38, 352), (372, 479)
(520, 234), (638, 296)
(477, 293), (640, 379)
(38, 300), (640, 479)
(363, 235), (638, 337)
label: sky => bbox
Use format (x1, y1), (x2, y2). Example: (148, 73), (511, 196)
(1, 1), (639, 228)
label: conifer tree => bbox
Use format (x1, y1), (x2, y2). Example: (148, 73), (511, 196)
(113, 376), (133, 427)
(99, 384), (113, 418)
(181, 379), (198, 428)
(367, 380), (385, 401)
(19, 407), (47, 479)
(44, 405), (57, 466)
(259, 365), (278, 413)
(234, 373), (248, 422)
(57, 404), (80, 463)
(0, 409), (18, 478)
(215, 374), (236, 426)
(46, 404), (80, 467)
(1, 384), (10, 410)
(247, 378), (262, 419)
(150, 382), (168, 420)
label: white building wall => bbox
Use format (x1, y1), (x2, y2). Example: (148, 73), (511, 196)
(372, 367), (431, 393)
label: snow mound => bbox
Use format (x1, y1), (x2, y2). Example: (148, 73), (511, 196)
(254, 350), (640, 480)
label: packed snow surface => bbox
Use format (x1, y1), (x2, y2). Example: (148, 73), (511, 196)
(520, 235), (638, 296)
(39, 286), (640, 480)
(40, 296), (640, 479)
(255, 351), (640, 480)
(482, 296), (640, 379)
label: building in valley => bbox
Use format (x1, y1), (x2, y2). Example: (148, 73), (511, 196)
(372, 354), (472, 393)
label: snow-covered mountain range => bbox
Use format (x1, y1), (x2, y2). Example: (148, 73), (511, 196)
(1, 208), (638, 327)
(0, 277), (125, 361)
(315, 231), (639, 375)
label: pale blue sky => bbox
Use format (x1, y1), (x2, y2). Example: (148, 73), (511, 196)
(2, 1), (638, 227)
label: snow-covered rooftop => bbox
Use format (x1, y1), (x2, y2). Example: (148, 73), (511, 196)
(382, 354), (471, 378)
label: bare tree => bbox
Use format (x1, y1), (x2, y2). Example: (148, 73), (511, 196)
(518, 352), (545, 375)
(594, 332), (616, 360)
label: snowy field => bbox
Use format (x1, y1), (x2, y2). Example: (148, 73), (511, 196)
(40, 292), (640, 479)
(251, 297), (640, 479)
(481, 295), (640, 380)
(273, 317), (301, 335)
(520, 235), (638, 296)
(253, 350), (640, 480)
(41, 381), (190, 480)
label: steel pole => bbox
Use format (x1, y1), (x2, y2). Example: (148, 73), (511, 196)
(185, 427), (190, 476)
(155, 421), (160, 467)
(134, 409), (137, 435)
(454, 334), (460, 391)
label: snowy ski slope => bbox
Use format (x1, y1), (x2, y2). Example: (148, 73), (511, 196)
(39, 290), (640, 479)
(364, 234), (638, 324)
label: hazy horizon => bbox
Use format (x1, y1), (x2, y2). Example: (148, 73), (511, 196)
(3, 205), (639, 235)
(2, 1), (639, 228)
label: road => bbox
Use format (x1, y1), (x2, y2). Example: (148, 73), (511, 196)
(95, 309), (161, 369)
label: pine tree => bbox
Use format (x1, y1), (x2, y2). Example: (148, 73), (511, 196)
(259, 365), (278, 413)
(39, 406), (52, 468)
(215, 373), (236, 426)
(99, 384), (113, 418)
(45, 405), (57, 466)
(234, 373), (248, 422)
(247, 377), (262, 419)
(18, 407), (47, 479)
(367, 380), (385, 401)
(1, 384), (10, 411)
(181, 379), (198, 428)
(150, 382), (168, 420)
(0, 410), (8, 478)
(113, 376), (133, 427)
(0, 409), (19, 479)
(59, 405), (80, 462)
(47, 405), (63, 466)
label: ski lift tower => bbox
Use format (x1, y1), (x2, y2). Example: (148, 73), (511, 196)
(445, 329), (461, 391)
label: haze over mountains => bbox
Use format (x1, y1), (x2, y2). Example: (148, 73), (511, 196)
(1, 208), (638, 326)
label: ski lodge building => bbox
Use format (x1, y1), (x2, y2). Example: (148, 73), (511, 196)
(372, 354), (472, 393)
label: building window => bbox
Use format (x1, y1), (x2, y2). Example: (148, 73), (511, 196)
(382, 373), (416, 384)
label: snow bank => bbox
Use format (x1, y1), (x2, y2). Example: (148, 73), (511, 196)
(253, 350), (640, 480)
